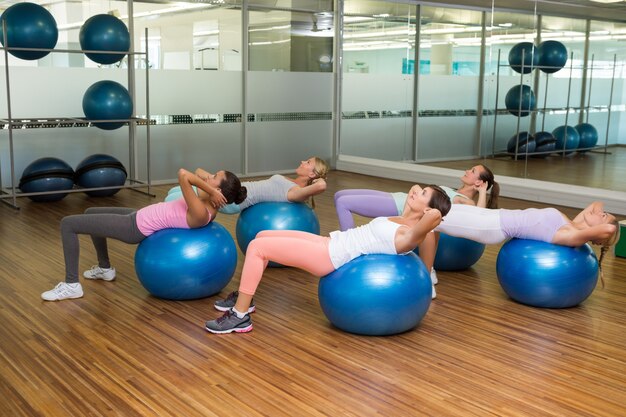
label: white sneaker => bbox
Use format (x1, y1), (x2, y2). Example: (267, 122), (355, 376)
(430, 268), (438, 285)
(83, 265), (116, 281)
(431, 285), (437, 299)
(41, 282), (84, 301)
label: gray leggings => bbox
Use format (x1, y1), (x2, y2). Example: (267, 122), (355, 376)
(61, 207), (147, 283)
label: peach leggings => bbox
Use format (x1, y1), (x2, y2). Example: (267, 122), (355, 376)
(239, 230), (336, 296)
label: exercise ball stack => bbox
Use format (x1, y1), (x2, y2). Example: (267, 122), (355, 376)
(79, 14), (130, 65)
(319, 253), (431, 336)
(508, 42), (538, 74)
(505, 84), (536, 117)
(82, 80), (133, 130)
(575, 123), (598, 152)
(533, 131), (557, 157)
(496, 239), (598, 308)
(538, 40), (568, 74)
(134, 223), (238, 300)
(552, 125), (580, 154)
(19, 157), (74, 202)
(507, 132), (536, 155)
(0, 2), (58, 60)
(75, 154), (127, 197)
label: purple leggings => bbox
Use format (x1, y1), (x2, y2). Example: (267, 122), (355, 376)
(334, 189), (399, 231)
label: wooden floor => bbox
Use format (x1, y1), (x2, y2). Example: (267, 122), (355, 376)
(1, 170), (625, 416)
(426, 146), (626, 194)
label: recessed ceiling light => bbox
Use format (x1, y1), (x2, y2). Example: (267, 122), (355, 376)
(498, 23), (513, 27)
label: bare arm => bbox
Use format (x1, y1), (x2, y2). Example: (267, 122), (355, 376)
(552, 223), (617, 247)
(394, 209), (442, 253)
(178, 169), (220, 228)
(572, 201), (605, 223)
(287, 178), (327, 202)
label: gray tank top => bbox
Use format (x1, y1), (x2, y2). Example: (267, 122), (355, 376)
(238, 175), (296, 210)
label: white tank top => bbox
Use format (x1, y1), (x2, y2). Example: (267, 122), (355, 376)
(328, 217), (409, 269)
(238, 175), (296, 210)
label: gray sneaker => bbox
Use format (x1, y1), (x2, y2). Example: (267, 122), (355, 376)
(205, 309), (253, 334)
(214, 291), (255, 313)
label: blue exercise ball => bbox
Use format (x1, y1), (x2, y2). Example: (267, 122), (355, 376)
(236, 202), (320, 267)
(82, 80), (133, 130)
(319, 253), (431, 336)
(538, 40), (568, 74)
(496, 239), (598, 308)
(532, 131), (557, 157)
(552, 125), (580, 154)
(134, 223), (237, 300)
(505, 84), (536, 117)
(75, 154), (127, 197)
(19, 157), (74, 202)
(508, 42), (538, 74)
(574, 123), (598, 152)
(413, 233), (485, 271)
(79, 14), (130, 65)
(0, 2), (58, 60)
(507, 131), (536, 155)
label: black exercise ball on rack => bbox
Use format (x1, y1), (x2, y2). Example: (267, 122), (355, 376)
(507, 132), (536, 155)
(75, 154), (127, 197)
(532, 131), (557, 157)
(79, 14), (130, 65)
(19, 157), (75, 202)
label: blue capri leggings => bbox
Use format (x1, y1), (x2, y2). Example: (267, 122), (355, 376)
(334, 189), (399, 231)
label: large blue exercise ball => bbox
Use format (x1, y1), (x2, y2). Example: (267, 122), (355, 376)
(75, 154), (127, 197)
(19, 157), (74, 202)
(319, 253), (431, 336)
(82, 80), (133, 130)
(134, 223), (237, 300)
(496, 239), (598, 308)
(538, 40), (568, 74)
(552, 125), (580, 154)
(507, 131), (536, 155)
(575, 123), (598, 152)
(532, 131), (557, 157)
(236, 202), (320, 267)
(508, 42), (538, 74)
(505, 84), (536, 117)
(0, 2), (58, 60)
(434, 234), (486, 271)
(79, 14), (130, 65)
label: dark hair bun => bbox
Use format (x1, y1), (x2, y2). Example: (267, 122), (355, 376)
(235, 186), (247, 205)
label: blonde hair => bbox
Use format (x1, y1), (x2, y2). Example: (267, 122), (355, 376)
(306, 157), (329, 209)
(597, 219), (620, 287)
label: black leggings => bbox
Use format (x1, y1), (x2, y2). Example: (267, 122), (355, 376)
(60, 207), (146, 283)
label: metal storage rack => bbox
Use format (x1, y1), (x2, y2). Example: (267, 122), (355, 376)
(490, 48), (617, 163)
(0, 24), (154, 209)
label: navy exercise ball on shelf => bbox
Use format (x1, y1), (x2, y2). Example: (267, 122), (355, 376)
(508, 42), (538, 74)
(82, 80), (133, 130)
(538, 40), (568, 74)
(574, 123), (599, 151)
(79, 14), (130, 65)
(75, 154), (127, 197)
(319, 253), (431, 336)
(0, 2), (58, 60)
(552, 125), (580, 154)
(19, 157), (74, 202)
(134, 223), (238, 300)
(496, 239), (598, 308)
(507, 131), (536, 155)
(533, 131), (557, 157)
(505, 84), (536, 117)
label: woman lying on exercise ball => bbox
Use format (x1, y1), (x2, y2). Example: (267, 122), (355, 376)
(334, 164), (498, 297)
(41, 168), (247, 301)
(204, 184), (452, 334)
(431, 201), (619, 274)
(168, 157), (330, 212)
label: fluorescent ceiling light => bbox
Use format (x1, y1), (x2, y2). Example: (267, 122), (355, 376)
(589, 0), (624, 3)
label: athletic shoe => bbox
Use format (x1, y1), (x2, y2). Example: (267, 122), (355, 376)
(430, 268), (438, 285)
(214, 291), (256, 313)
(432, 285), (437, 300)
(41, 282), (84, 301)
(205, 309), (253, 334)
(83, 265), (116, 281)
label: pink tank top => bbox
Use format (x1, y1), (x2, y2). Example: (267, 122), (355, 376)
(136, 198), (211, 236)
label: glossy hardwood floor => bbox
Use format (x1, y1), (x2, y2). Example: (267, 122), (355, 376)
(1, 170), (625, 416)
